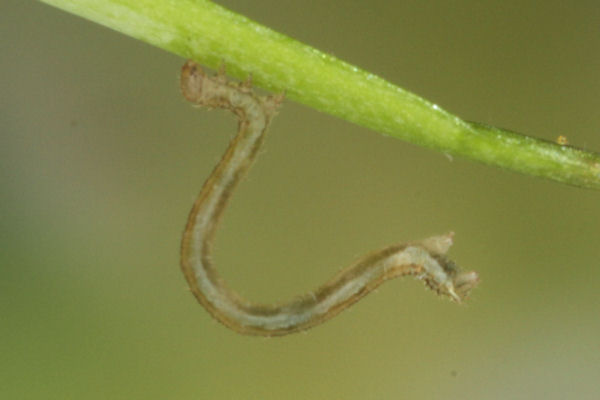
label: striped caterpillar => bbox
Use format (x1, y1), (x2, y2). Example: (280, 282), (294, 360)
(179, 60), (479, 336)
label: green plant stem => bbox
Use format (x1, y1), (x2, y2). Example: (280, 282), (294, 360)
(39, 0), (600, 189)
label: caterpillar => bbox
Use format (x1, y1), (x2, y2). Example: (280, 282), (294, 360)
(179, 60), (479, 336)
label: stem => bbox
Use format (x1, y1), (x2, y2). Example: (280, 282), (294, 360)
(39, 0), (600, 189)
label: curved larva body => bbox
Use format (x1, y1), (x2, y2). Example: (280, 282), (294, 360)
(179, 60), (479, 336)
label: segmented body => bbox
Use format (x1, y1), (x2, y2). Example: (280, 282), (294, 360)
(179, 60), (479, 336)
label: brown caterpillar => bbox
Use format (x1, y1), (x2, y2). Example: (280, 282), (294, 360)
(179, 60), (479, 336)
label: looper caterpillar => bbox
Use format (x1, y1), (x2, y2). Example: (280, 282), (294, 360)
(179, 60), (479, 336)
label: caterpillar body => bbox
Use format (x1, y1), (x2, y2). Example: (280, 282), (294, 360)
(179, 60), (479, 336)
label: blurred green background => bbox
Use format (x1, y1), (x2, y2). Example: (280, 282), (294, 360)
(2, 1), (599, 399)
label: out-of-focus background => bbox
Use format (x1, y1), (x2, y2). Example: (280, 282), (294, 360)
(2, 1), (599, 399)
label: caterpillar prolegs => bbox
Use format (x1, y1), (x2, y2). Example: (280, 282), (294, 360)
(179, 60), (479, 336)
